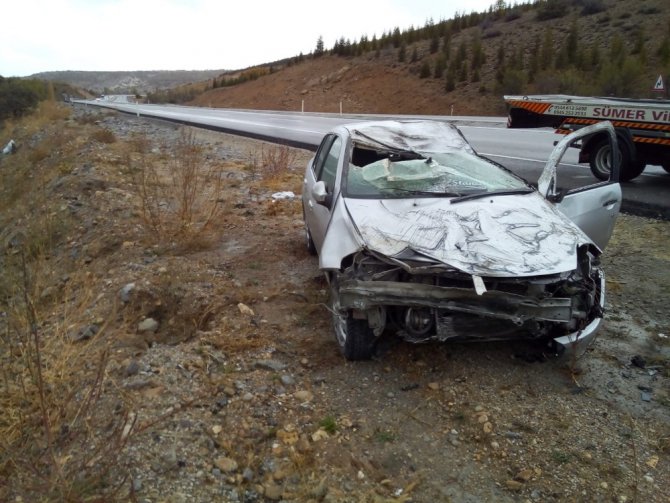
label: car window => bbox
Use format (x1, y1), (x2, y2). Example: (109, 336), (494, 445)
(313, 135), (335, 176)
(345, 150), (527, 198)
(317, 136), (342, 193)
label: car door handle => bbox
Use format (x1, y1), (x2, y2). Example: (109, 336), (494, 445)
(602, 199), (618, 207)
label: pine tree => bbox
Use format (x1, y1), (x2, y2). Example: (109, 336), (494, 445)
(540, 29), (553, 70)
(442, 34), (451, 56)
(455, 40), (467, 67)
(459, 61), (468, 82)
(470, 34), (485, 72)
(610, 35), (626, 68)
(632, 28), (647, 64)
(430, 35), (440, 54)
(528, 35), (540, 82)
(398, 43), (406, 62)
(497, 44), (505, 67)
(392, 27), (402, 48)
(658, 35), (670, 65)
(445, 66), (456, 92)
(315, 36), (325, 57)
(419, 61), (431, 78)
(434, 54), (447, 78)
(566, 20), (578, 62)
(590, 43), (601, 69)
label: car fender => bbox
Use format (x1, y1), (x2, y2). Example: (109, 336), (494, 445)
(318, 195), (365, 271)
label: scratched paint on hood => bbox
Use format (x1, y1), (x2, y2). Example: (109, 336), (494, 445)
(343, 192), (592, 277)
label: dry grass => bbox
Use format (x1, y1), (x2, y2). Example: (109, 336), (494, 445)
(37, 101), (71, 122)
(134, 129), (226, 249)
(0, 104), (136, 501)
(91, 127), (116, 144)
(0, 255), (133, 501)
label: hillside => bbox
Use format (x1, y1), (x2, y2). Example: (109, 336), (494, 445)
(186, 0), (669, 116)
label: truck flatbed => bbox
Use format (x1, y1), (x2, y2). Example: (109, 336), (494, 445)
(505, 95), (670, 181)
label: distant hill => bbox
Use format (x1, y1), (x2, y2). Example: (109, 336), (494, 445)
(30, 70), (226, 95)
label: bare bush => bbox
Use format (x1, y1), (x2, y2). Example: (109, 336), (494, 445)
(261, 144), (297, 180)
(135, 129), (225, 246)
(91, 127), (116, 144)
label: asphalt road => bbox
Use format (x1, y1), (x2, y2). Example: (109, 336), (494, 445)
(76, 100), (670, 219)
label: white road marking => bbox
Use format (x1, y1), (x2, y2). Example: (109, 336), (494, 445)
(462, 126), (554, 133)
(481, 152), (583, 168)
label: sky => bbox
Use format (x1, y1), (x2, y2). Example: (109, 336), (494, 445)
(1, 0), (497, 77)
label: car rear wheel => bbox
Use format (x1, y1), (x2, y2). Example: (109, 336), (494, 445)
(329, 276), (376, 360)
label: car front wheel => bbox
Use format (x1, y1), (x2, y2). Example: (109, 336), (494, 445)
(302, 206), (317, 256)
(305, 225), (317, 256)
(329, 276), (376, 360)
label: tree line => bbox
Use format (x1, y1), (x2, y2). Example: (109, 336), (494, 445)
(0, 76), (49, 123)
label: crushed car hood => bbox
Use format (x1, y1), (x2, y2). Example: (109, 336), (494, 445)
(342, 193), (594, 277)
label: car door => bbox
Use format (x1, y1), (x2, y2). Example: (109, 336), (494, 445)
(303, 134), (343, 251)
(538, 122), (621, 251)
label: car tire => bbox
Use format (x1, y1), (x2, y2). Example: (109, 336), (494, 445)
(305, 226), (317, 256)
(589, 139), (644, 182)
(302, 206), (317, 256)
(330, 276), (376, 360)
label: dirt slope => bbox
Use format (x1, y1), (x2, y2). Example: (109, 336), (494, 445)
(190, 54), (503, 116)
(188, 0), (669, 116)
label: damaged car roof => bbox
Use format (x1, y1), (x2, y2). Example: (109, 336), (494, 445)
(348, 120), (475, 154)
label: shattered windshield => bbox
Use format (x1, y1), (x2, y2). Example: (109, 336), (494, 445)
(345, 150), (530, 198)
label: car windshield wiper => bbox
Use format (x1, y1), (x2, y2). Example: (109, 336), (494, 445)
(450, 187), (534, 204)
(384, 188), (463, 197)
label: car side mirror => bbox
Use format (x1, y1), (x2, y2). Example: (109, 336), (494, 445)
(547, 188), (567, 203)
(312, 181), (328, 205)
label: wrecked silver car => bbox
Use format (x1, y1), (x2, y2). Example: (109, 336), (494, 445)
(302, 120), (621, 360)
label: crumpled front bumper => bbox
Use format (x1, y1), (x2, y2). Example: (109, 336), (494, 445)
(552, 274), (606, 359)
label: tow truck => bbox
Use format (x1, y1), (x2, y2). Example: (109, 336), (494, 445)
(505, 94), (670, 181)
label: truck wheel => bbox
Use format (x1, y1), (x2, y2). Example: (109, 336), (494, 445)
(330, 276), (376, 360)
(589, 139), (643, 182)
(625, 161), (646, 181)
